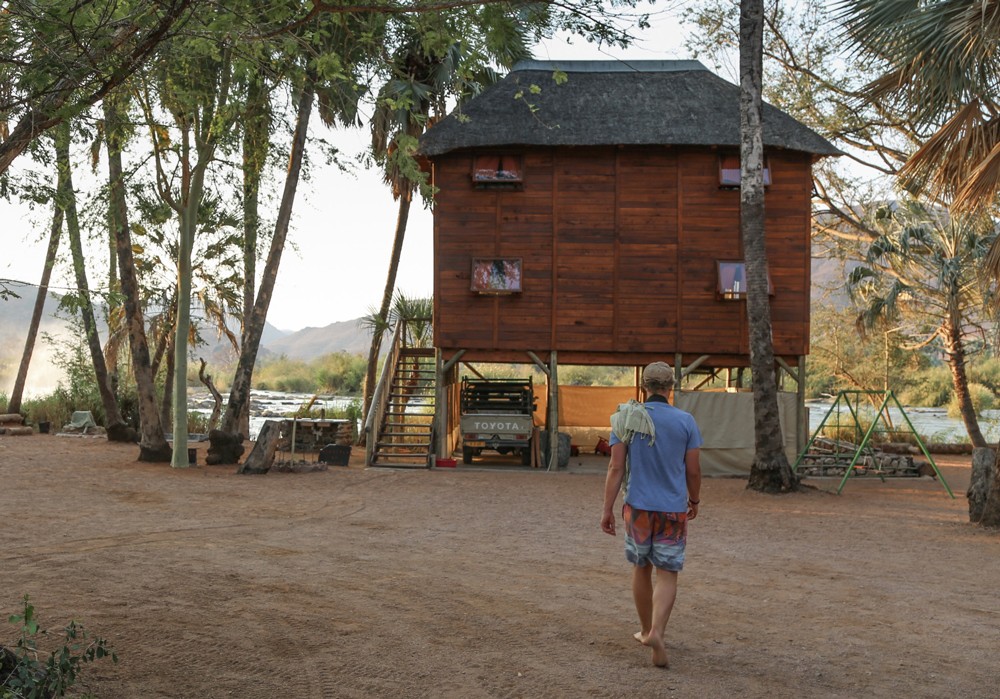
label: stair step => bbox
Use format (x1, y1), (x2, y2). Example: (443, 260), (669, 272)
(371, 461), (430, 469)
(376, 442), (432, 450)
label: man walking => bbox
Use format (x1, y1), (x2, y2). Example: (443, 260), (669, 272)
(601, 361), (702, 667)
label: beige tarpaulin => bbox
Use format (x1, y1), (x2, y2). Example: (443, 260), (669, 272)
(675, 391), (800, 476)
(533, 386), (636, 452)
(532, 386), (800, 476)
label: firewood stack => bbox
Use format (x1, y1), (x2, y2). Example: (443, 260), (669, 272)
(0, 413), (34, 436)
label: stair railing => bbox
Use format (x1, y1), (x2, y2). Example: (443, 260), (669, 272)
(364, 319), (404, 466)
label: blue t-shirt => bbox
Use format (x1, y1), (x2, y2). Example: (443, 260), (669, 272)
(609, 399), (703, 513)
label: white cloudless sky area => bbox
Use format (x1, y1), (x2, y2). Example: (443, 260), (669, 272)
(1, 8), (691, 332)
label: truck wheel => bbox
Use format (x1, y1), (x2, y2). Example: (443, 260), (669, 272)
(520, 447), (532, 466)
(462, 445), (474, 464)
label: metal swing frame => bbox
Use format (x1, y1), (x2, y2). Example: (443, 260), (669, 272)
(793, 390), (955, 498)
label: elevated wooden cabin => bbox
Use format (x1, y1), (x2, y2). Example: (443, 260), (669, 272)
(417, 60), (838, 469)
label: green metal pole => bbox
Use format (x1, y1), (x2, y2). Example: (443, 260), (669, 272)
(888, 391), (955, 499)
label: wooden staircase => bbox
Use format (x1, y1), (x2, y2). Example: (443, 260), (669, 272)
(364, 318), (437, 468)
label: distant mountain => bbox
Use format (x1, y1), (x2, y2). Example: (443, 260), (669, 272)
(263, 318), (374, 360)
(0, 287), (291, 394)
(0, 288), (72, 395)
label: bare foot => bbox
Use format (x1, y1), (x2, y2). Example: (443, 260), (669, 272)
(646, 633), (669, 668)
(633, 631), (649, 645)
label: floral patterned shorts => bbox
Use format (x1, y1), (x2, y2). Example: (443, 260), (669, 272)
(622, 503), (688, 571)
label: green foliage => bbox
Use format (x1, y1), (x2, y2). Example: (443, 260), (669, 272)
(557, 365), (634, 386)
(254, 353), (367, 395)
(20, 393), (73, 431)
(806, 305), (913, 398)
(968, 359), (1000, 396)
(46, 332), (105, 424)
(458, 363), (634, 387)
(18, 326), (141, 430)
(253, 357), (316, 393)
(1, 595), (116, 698)
(290, 398), (362, 423)
(187, 411), (212, 435)
(947, 383), (996, 419)
(896, 367), (953, 408)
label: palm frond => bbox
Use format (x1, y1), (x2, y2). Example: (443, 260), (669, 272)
(955, 127), (1000, 210)
(899, 99), (998, 203)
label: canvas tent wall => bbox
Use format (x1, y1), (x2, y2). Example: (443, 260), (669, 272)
(532, 385), (800, 476)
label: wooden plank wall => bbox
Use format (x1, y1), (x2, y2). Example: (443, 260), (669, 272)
(432, 146), (812, 365)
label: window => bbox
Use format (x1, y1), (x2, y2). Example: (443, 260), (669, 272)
(717, 260), (772, 300)
(472, 154), (523, 189)
(471, 258), (523, 294)
(719, 154), (771, 188)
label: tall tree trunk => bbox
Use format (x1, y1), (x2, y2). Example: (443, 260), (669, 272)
(198, 358), (223, 431)
(7, 197), (63, 415)
(160, 336), (175, 432)
(56, 122), (131, 441)
(740, 0), (798, 493)
(104, 96), (170, 460)
(170, 156), (202, 467)
(218, 70), (316, 461)
(942, 317), (986, 449)
(150, 293), (176, 379)
(361, 193), (412, 435)
(976, 459), (1000, 528)
(239, 74), (269, 440)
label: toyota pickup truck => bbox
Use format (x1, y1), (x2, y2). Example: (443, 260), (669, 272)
(459, 377), (537, 465)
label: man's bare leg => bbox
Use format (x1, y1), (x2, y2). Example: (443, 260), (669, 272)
(645, 568), (678, 667)
(631, 563), (654, 644)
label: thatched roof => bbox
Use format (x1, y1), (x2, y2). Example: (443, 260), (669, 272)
(419, 60), (840, 157)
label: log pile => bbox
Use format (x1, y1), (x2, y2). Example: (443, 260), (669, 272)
(238, 419), (355, 475)
(797, 437), (932, 478)
(0, 413), (33, 436)
(274, 419), (354, 453)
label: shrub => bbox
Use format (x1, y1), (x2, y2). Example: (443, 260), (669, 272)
(968, 358), (1000, 396)
(21, 391), (75, 430)
(187, 411), (212, 435)
(947, 382), (996, 418)
(897, 367), (953, 407)
(1, 595), (116, 698)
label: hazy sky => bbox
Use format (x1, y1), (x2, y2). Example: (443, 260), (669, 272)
(0, 10), (688, 332)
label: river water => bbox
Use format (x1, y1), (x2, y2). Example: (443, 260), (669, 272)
(807, 400), (1000, 444)
(189, 389), (358, 440)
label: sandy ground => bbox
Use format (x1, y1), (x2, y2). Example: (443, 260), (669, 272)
(2, 434), (999, 698)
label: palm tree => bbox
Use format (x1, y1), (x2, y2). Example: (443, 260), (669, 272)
(361, 13), (534, 428)
(840, 0), (1000, 526)
(360, 292), (433, 419)
(839, 0), (1000, 212)
(848, 200), (998, 449)
(361, 36), (457, 427)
